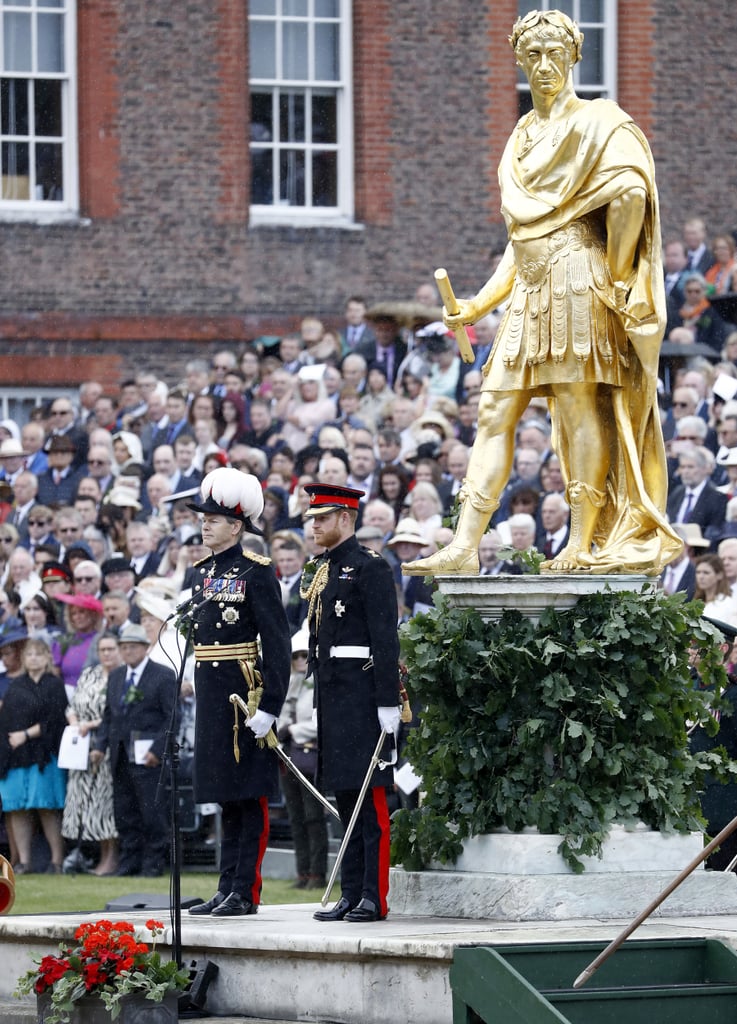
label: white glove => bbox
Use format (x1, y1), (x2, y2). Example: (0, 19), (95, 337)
(247, 709), (277, 739)
(377, 706), (401, 735)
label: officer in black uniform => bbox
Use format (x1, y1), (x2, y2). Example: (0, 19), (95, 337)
(186, 468), (290, 917)
(302, 483), (401, 922)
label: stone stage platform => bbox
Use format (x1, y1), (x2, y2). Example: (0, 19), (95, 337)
(6, 895), (737, 1022)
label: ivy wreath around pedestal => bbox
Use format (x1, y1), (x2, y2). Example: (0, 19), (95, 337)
(391, 587), (733, 872)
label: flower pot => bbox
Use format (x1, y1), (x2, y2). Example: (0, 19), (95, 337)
(37, 991), (180, 1023)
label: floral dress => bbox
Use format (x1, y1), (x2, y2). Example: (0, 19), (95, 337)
(61, 664), (118, 842)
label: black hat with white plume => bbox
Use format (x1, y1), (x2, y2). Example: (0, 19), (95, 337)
(187, 467), (265, 535)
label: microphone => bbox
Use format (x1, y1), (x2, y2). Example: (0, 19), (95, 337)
(167, 591), (202, 621)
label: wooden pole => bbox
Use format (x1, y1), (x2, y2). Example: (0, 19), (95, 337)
(573, 814), (737, 988)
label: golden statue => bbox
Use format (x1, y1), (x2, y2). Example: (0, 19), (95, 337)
(404, 9), (682, 578)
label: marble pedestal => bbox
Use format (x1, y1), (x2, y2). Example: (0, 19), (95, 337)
(437, 572), (655, 623)
(395, 573), (731, 921)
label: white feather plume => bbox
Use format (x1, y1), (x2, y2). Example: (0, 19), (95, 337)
(201, 468), (264, 519)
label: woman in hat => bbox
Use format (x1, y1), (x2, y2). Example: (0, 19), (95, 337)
(61, 632), (122, 875)
(50, 594), (104, 700)
(282, 368), (335, 453)
(0, 637), (68, 873)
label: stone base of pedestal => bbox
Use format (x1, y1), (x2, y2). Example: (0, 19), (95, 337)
(390, 827), (737, 921)
(389, 866), (737, 921)
(437, 573), (654, 622)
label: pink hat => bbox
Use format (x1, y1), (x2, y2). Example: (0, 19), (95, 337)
(55, 593), (104, 614)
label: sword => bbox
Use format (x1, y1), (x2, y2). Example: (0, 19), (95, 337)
(229, 693), (339, 821)
(321, 729), (396, 907)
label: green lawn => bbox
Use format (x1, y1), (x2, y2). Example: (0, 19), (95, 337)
(6, 871), (319, 916)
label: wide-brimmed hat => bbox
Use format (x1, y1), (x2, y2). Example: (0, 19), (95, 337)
(100, 556), (134, 576)
(356, 525), (384, 543)
(717, 447), (737, 467)
(291, 628), (310, 654)
(0, 439), (26, 458)
(135, 590), (175, 623)
(0, 627), (28, 649)
(118, 623), (149, 646)
(187, 467), (264, 534)
(46, 434), (77, 454)
(418, 410), (453, 439)
(55, 593), (104, 614)
(105, 489), (142, 511)
(386, 518), (426, 547)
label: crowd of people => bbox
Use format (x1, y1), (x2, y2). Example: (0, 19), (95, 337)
(0, 209), (736, 881)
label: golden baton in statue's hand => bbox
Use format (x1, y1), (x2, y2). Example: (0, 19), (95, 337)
(434, 268), (475, 364)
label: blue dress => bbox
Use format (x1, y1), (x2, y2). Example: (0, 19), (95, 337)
(0, 672), (68, 811)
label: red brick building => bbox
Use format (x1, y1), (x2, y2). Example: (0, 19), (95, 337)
(0, 0), (735, 394)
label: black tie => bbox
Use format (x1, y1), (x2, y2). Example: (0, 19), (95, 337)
(120, 669), (137, 707)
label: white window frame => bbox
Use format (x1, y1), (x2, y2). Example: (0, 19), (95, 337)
(0, 0), (78, 222)
(249, 0), (356, 229)
(515, 0), (617, 109)
(0, 385), (70, 424)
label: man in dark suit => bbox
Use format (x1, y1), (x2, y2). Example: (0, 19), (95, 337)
(44, 396), (89, 470)
(91, 623), (178, 877)
(356, 315), (407, 388)
(36, 435), (85, 508)
(151, 388), (193, 451)
(340, 296), (377, 353)
(666, 447), (728, 545)
(683, 217), (715, 276)
(536, 493), (570, 560)
(659, 528), (699, 599)
(274, 537), (308, 636)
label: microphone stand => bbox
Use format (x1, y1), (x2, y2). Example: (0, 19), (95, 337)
(156, 612), (196, 969)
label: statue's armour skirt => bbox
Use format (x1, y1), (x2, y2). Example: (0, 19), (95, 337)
(483, 217), (628, 393)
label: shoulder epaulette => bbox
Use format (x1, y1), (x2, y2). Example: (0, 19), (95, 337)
(193, 555), (210, 567)
(243, 549), (272, 566)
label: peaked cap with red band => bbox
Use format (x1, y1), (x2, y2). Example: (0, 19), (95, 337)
(303, 483), (364, 517)
(187, 467), (265, 534)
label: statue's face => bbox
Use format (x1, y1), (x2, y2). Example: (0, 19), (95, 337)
(516, 32), (574, 99)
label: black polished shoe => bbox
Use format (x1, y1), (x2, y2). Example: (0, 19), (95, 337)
(210, 892), (258, 917)
(188, 891), (226, 916)
(344, 898), (385, 922)
(313, 896), (355, 922)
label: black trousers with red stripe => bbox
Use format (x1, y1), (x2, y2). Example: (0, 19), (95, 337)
(334, 786), (391, 916)
(218, 797), (269, 905)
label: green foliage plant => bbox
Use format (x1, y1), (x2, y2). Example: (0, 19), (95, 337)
(392, 587), (729, 872)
